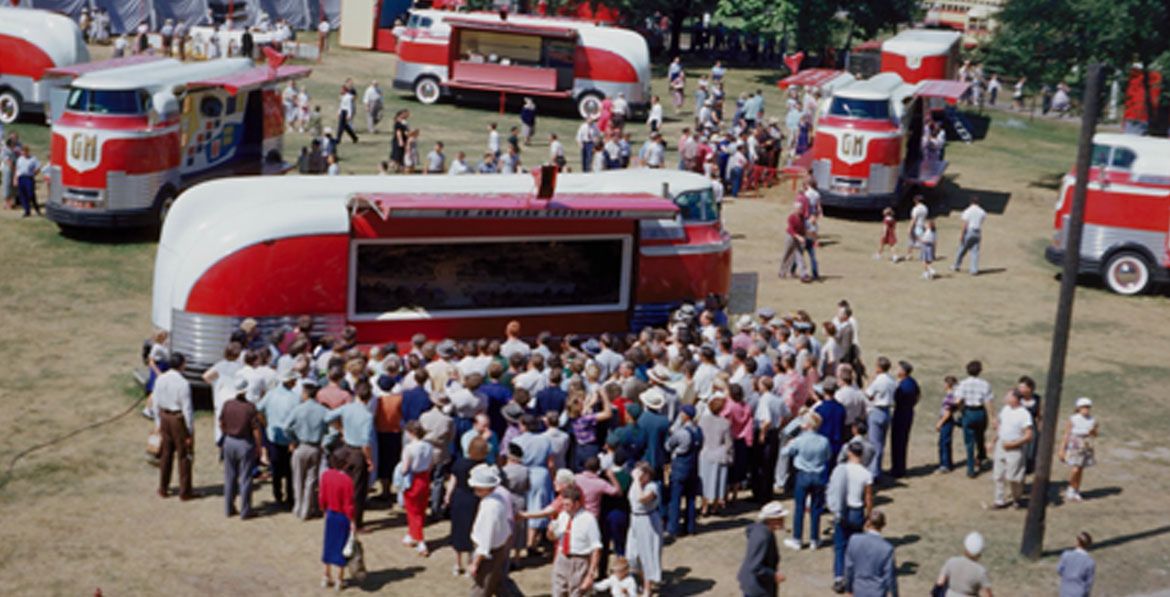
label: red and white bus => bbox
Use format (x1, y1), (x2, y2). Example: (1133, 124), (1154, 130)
(151, 169), (731, 376)
(1045, 133), (1170, 295)
(393, 9), (651, 117)
(44, 57), (310, 230)
(779, 30), (969, 209)
(0, 7), (89, 124)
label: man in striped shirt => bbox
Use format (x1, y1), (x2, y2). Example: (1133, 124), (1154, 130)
(954, 360), (995, 477)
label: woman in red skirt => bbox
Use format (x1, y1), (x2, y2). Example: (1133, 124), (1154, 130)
(400, 421), (435, 557)
(876, 206), (899, 261)
(319, 453), (355, 589)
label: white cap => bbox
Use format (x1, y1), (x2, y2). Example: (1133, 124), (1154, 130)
(736, 314), (754, 330)
(964, 531), (985, 556)
(1075, 397), (1092, 409)
(231, 373), (250, 394)
(758, 501), (789, 520)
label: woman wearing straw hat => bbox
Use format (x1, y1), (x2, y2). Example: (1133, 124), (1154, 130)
(1059, 398), (1099, 503)
(468, 463), (515, 597)
(737, 501), (789, 597)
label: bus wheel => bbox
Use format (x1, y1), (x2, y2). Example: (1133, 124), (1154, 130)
(577, 92), (603, 120)
(1103, 251), (1151, 295)
(414, 77), (441, 105)
(155, 188), (177, 227)
(0, 90), (21, 124)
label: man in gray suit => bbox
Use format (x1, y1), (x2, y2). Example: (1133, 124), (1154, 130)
(844, 510), (898, 596)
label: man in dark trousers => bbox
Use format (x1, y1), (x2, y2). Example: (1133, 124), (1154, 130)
(664, 404), (703, 539)
(738, 501), (788, 596)
(220, 374), (263, 518)
(844, 510), (898, 596)
(153, 352), (194, 499)
(889, 361), (920, 478)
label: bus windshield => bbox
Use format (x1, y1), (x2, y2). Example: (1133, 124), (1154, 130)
(828, 97), (891, 120)
(674, 188), (719, 222)
(66, 88), (150, 115)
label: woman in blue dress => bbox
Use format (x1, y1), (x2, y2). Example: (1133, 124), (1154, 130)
(511, 414), (553, 554)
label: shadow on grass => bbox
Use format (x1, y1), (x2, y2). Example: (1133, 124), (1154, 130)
(1029, 171), (1066, 191)
(57, 225), (159, 245)
(930, 177), (1013, 216)
(1042, 524), (1170, 557)
(354, 565), (424, 591)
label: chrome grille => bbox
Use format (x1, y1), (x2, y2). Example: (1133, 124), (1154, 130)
(170, 310), (347, 374)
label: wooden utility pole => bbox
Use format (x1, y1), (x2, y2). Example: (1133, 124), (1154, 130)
(1020, 63), (1105, 560)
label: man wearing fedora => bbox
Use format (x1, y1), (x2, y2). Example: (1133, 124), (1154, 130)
(637, 387), (672, 473)
(220, 373), (263, 518)
(737, 501), (788, 596)
(257, 367), (302, 509)
(469, 463), (515, 596)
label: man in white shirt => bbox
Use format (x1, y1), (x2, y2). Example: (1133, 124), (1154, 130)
(989, 390), (1033, 508)
(153, 353), (195, 499)
(362, 80), (383, 134)
(448, 151), (471, 175)
(468, 464), (514, 596)
(639, 133), (665, 168)
(827, 442), (873, 589)
(576, 117), (597, 172)
(14, 146), (41, 217)
(903, 194), (929, 261)
(549, 133), (566, 170)
(953, 196), (987, 275)
(594, 334), (623, 381)
(863, 357), (896, 479)
(500, 320), (531, 359)
(487, 123), (500, 157)
(834, 366), (868, 426)
(425, 141), (445, 174)
(955, 360), (994, 477)
(549, 485), (602, 596)
(692, 346), (721, 400)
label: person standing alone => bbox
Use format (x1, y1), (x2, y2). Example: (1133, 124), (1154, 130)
(952, 197), (987, 275)
(737, 501), (788, 597)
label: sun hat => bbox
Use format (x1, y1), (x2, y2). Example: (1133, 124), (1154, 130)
(640, 387), (666, 411)
(280, 368), (299, 383)
(758, 501), (789, 520)
(964, 531), (985, 556)
(231, 373), (249, 394)
(468, 464), (501, 489)
(1075, 397), (1092, 409)
(736, 315), (754, 330)
(502, 401), (525, 423)
(648, 365), (673, 384)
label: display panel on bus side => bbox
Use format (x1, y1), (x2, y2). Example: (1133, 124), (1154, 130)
(349, 235), (632, 321)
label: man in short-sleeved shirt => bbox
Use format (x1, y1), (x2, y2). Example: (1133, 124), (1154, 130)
(953, 197), (988, 274)
(938, 554), (991, 597)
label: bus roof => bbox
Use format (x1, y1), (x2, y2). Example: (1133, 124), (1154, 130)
(71, 58), (254, 93)
(353, 192), (678, 220)
(0, 7), (89, 71)
(881, 29), (961, 59)
(1093, 133), (1170, 178)
(835, 73), (913, 101)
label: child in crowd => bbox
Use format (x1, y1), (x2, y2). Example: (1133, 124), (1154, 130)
(1059, 397), (1098, 502)
(404, 129), (420, 173)
(936, 375), (959, 473)
(876, 207), (898, 260)
(593, 556), (639, 596)
(921, 219), (938, 279)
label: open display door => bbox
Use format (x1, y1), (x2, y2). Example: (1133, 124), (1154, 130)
(445, 17), (577, 97)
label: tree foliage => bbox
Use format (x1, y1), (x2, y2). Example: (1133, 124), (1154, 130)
(713, 0), (913, 54)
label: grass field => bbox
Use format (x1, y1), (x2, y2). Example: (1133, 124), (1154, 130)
(2, 37), (1170, 596)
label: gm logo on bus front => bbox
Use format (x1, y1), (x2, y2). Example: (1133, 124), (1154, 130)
(66, 132), (102, 173)
(836, 132), (867, 165)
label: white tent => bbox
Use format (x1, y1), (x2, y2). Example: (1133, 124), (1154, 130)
(21, 0), (340, 34)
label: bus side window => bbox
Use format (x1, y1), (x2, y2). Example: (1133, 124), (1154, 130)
(1090, 144), (1111, 167)
(1110, 147), (1136, 170)
(674, 189), (718, 222)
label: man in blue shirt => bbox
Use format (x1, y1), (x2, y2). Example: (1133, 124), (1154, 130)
(782, 412), (831, 550)
(325, 379), (375, 530)
(286, 379), (330, 520)
(889, 361), (920, 479)
(257, 368), (301, 509)
(814, 377), (848, 481)
(636, 388), (672, 472)
(401, 368), (433, 425)
(480, 362), (514, 438)
(535, 368), (568, 416)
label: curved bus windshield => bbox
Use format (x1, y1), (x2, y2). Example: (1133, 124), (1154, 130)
(828, 97), (890, 120)
(674, 188), (719, 222)
(66, 88), (150, 115)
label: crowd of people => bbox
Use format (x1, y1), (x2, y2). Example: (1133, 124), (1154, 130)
(145, 297), (1101, 595)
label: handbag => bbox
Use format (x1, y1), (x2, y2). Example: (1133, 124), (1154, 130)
(342, 531), (356, 559)
(146, 429), (162, 457)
